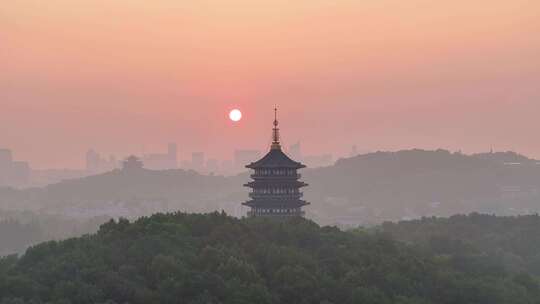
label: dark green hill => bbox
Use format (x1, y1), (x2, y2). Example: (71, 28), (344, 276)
(380, 213), (540, 275)
(1, 212), (539, 304)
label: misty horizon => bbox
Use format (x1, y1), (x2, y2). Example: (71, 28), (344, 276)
(2, 0), (539, 169)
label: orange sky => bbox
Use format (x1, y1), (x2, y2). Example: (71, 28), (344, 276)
(1, 0), (539, 168)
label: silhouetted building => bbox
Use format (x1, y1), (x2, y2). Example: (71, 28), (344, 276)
(243, 109), (309, 217)
(122, 155), (144, 171)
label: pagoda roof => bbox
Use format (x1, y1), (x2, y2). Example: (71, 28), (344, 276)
(242, 199), (310, 208)
(244, 180), (308, 188)
(246, 148), (306, 169)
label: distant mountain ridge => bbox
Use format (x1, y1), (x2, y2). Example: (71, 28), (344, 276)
(1, 149), (539, 225)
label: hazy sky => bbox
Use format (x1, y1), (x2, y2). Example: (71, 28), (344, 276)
(2, 0), (539, 168)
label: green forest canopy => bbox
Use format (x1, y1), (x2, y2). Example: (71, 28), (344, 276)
(1, 212), (540, 304)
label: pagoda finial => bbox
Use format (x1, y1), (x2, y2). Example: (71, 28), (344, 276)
(271, 107), (281, 150)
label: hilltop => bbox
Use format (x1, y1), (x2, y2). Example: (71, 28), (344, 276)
(306, 149), (540, 224)
(1, 212), (539, 304)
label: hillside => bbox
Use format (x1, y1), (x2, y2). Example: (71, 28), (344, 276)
(1, 149), (540, 226)
(306, 149), (540, 224)
(1, 212), (539, 304)
(0, 169), (246, 218)
(380, 213), (540, 275)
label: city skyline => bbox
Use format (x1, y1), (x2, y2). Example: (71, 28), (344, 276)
(0, 137), (536, 172)
(0, 140), (336, 171)
(0, 139), (337, 187)
(2, 0), (539, 168)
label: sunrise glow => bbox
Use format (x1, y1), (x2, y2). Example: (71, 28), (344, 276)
(229, 109), (242, 122)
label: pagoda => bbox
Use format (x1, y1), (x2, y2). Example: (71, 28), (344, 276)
(243, 109), (309, 217)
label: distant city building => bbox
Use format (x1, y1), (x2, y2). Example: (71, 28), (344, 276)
(243, 109), (310, 217)
(143, 143), (178, 170)
(0, 149), (30, 187)
(122, 155), (144, 171)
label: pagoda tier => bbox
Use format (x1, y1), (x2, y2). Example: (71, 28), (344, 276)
(242, 108), (310, 218)
(243, 180), (308, 188)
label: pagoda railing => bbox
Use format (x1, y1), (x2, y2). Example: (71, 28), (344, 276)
(250, 173), (301, 179)
(248, 193), (303, 200)
(247, 210), (305, 217)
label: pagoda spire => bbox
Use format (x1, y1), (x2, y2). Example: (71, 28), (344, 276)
(271, 107), (281, 150)
(243, 108), (309, 217)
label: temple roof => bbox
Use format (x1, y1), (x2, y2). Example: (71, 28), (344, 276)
(242, 199), (310, 208)
(244, 180), (308, 188)
(246, 148), (306, 169)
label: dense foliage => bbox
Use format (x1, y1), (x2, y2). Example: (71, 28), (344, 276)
(381, 213), (540, 275)
(1, 212), (539, 304)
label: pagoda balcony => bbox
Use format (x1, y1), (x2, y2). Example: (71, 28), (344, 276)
(244, 180), (308, 188)
(247, 209), (305, 217)
(248, 193), (303, 200)
(250, 173), (301, 180)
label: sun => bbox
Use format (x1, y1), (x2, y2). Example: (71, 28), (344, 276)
(229, 109), (242, 122)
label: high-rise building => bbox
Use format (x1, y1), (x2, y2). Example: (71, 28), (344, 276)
(243, 109), (309, 217)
